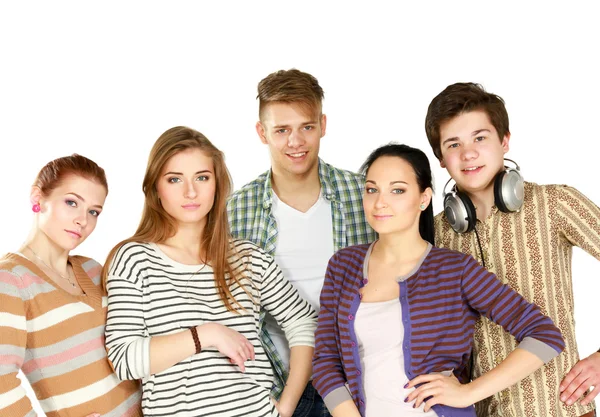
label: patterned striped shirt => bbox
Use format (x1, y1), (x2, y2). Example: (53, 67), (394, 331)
(312, 243), (565, 417)
(435, 182), (599, 417)
(227, 159), (376, 398)
(104, 240), (317, 417)
(0, 253), (142, 417)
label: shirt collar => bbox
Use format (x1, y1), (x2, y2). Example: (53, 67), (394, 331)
(261, 158), (338, 210)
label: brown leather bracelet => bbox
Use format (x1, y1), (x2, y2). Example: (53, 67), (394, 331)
(190, 327), (201, 354)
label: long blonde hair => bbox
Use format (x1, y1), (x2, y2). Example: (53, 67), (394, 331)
(102, 126), (245, 312)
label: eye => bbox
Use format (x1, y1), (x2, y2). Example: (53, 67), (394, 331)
(66, 199), (77, 207)
(196, 175), (210, 181)
(365, 187), (378, 194)
(303, 125), (314, 131)
(89, 209), (100, 217)
(448, 143), (459, 149)
(276, 128), (287, 134)
(168, 177), (182, 183)
(391, 189), (405, 194)
(475, 136), (486, 142)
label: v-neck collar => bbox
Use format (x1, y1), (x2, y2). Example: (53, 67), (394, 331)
(7, 252), (103, 310)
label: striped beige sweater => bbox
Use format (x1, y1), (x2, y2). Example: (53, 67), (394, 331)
(0, 253), (142, 417)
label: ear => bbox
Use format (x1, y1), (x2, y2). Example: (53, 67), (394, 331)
(320, 114), (327, 137)
(439, 158), (446, 169)
(30, 186), (43, 206)
(421, 187), (433, 209)
(502, 132), (511, 154)
(256, 121), (268, 145)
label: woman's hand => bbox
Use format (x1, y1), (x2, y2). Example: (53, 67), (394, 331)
(197, 323), (255, 372)
(405, 373), (474, 412)
(271, 397), (294, 417)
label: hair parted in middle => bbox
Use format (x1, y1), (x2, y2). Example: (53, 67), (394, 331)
(425, 82), (510, 160)
(102, 126), (247, 312)
(360, 143), (435, 246)
(257, 68), (325, 120)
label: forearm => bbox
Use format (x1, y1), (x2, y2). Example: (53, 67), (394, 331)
(467, 347), (544, 404)
(149, 328), (197, 375)
(331, 399), (361, 417)
(278, 346), (313, 414)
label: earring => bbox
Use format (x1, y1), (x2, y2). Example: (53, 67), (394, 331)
(32, 203), (41, 213)
(420, 203), (426, 210)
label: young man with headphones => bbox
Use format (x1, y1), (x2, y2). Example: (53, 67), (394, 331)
(425, 82), (599, 417)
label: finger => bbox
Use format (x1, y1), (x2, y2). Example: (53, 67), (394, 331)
(246, 340), (255, 361)
(423, 396), (441, 413)
(230, 351), (246, 372)
(560, 363), (583, 391)
(560, 374), (588, 402)
(413, 386), (441, 408)
(407, 373), (442, 388)
(562, 377), (590, 405)
(581, 384), (600, 406)
(241, 342), (253, 362)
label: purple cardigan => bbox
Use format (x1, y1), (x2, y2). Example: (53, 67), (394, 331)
(312, 243), (565, 417)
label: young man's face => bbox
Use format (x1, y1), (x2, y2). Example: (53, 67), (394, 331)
(256, 102), (326, 179)
(439, 110), (510, 197)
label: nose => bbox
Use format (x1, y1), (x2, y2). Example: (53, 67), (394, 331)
(184, 181), (198, 199)
(287, 129), (306, 148)
(461, 143), (478, 160)
(374, 192), (388, 209)
(74, 212), (87, 228)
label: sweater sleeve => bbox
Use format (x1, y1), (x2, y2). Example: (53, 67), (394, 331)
(0, 269), (37, 416)
(461, 255), (565, 362)
(312, 254), (353, 411)
(104, 245), (151, 380)
(257, 248), (317, 348)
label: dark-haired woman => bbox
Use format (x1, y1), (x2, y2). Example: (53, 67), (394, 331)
(312, 144), (564, 417)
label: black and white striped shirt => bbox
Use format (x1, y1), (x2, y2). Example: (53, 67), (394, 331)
(105, 240), (317, 417)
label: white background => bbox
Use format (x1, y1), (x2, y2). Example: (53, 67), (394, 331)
(1, 2), (598, 415)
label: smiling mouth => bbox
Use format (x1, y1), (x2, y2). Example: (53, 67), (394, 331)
(65, 230), (82, 238)
(462, 166), (483, 172)
(287, 152), (307, 158)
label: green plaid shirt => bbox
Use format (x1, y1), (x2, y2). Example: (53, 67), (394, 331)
(227, 159), (376, 399)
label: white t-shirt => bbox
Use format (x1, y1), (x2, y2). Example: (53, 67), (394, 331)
(265, 192), (334, 370)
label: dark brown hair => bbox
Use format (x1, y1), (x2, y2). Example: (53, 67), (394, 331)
(257, 69), (324, 120)
(34, 154), (108, 196)
(425, 82), (510, 160)
(102, 126), (247, 312)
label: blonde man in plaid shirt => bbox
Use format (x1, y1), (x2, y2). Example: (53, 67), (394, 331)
(227, 69), (376, 417)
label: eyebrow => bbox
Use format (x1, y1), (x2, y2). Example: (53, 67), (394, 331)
(163, 170), (212, 176)
(66, 193), (103, 209)
(441, 128), (491, 146)
(365, 180), (408, 185)
(272, 121), (318, 129)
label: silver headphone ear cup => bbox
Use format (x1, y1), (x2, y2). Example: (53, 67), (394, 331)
(499, 169), (524, 212)
(444, 192), (476, 233)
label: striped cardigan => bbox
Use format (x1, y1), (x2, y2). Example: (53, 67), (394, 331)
(312, 243), (565, 417)
(0, 253), (142, 417)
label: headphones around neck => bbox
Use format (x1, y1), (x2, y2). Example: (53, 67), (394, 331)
(442, 158), (524, 233)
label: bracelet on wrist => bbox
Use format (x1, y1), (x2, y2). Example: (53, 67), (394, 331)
(190, 327), (201, 354)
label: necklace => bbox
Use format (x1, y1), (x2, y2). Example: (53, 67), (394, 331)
(26, 245), (78, 289)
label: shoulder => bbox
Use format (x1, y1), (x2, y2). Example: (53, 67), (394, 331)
(107, 241), (159, 277)
(70, 255), (103, 283)
(322, 161), (365, 189)
(329, 244), (371, 271)
(0, 254), (26, 286)
(231, 238), (272, 264)
(228, 171), (270, 208)
(426, 246), (473, 268)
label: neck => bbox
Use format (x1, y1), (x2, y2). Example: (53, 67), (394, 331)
(465, 186), (495, 222)
(271, 164), (321, 211)
(374, 229), (429, 264)
(22, 231), (70, 274)
(163, 221), (205, 260)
